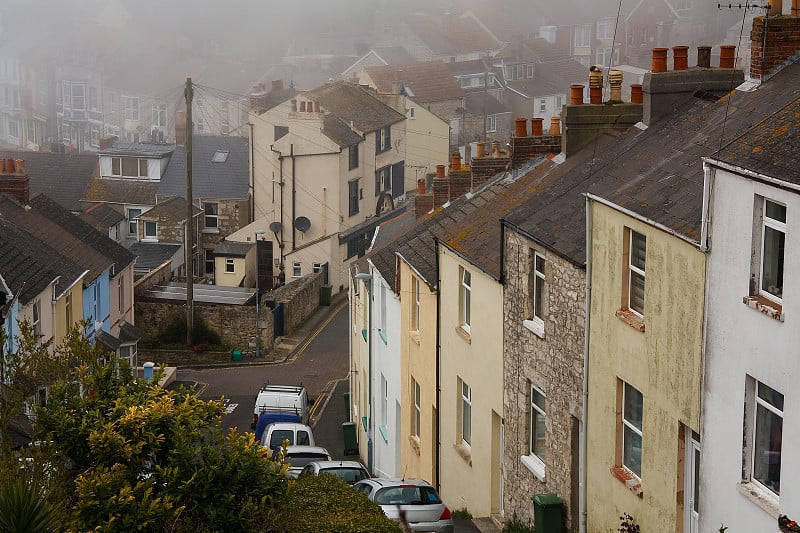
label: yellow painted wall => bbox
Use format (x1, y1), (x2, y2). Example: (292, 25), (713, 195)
(214, 255), (249, 287)
(586, 202), (705, 532)
(53, 282), (85, 347)
(398, 261), (438, 485)
(438, 247), (504, 517)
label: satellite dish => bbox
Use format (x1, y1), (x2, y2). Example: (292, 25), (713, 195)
(269, 221), (282, 233)
(294, 216), (311, 232)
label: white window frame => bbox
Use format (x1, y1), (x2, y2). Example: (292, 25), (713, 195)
(143, 221), (157, 239)
(204, 202), (219, 229)
(225, 258), (235, 273)
(525, 251), (546, 337)
(627, 229), (646, 317)
(127, 208), (142, 237)
(622, 381), (643, 478)
(118, 276), (124, 312)
(486, 115), (497, 133)
(292, 261), (301, 278)
(412, 277), (420, 332)
(759, 198), (785, 304)
(460, 268), (471, 332)
(153, 103), (167, 127)
(32, 300), (41, 338)
(539, 99), (547, 113)
(312, 262), (322, 273)
(461, 380), (472, 447)
(412, 378), (421, 438)
(574, 25), (592, 48)
(124, 96), (139, 121)
(597, 18), (614, 40)
(745, 378), (783, 496)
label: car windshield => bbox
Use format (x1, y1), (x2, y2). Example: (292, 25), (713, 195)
(320, 467), (369, 484)
(268, 430), (294, 449)
(375, 485), (442, 505)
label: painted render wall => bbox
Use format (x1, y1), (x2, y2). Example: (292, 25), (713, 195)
(586, 201), (705, 532)
(109, 264), (136, 334)
(371, 267), (402, 478)
(502, 230), (585, 529)
(700, 167), (800, 531)
(399, 261), (438, 485)
(350, 275), (371, 464)
(438, 246), (504, 518)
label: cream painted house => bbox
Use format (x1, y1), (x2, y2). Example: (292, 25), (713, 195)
(585, 199), (704, 532)
(437, 245), (504, 518)
(249, 80), (411, 294)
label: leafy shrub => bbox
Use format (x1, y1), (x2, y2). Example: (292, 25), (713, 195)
(157, 315), (222, 347)
(452, 507), (473, 520)
(503, 517), (535, 533)
(265, 474), (402, 533)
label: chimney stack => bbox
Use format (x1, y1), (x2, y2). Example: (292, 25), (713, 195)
(0, 158), (30, 205)
(391, 70), (404, 94)
(750, 16), (800, 80)
(271, 80), (284, 92)
(99, 136), (117, 150)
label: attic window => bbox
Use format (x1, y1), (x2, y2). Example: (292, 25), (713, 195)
(211, 150), (229, 163)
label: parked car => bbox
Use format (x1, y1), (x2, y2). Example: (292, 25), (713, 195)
(251, 384), (311, 429)
(271, 445), (331, 478)
(298, 460), (370, 485)
(260, 422), (315, 451)
(353, 478), (453, 533)
(253, 411), (302, 441)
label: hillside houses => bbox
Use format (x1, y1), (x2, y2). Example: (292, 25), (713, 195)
(348, 9), (800, 533)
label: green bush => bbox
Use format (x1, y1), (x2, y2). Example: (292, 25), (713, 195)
(157, 315), (222, 347)
(265, 475), (402, 533)
(452, 507), (473, 520)
(503, 516), (536, 533)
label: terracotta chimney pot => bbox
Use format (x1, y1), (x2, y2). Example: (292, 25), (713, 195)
(450, 151), (461, 171)
(5, 159), (14, 173)
(719, 45), (736, 68)
(417, 178), (426, 195)
(652, 47), (668, 73)
(697, 46), (712, 68)
(476, 141), (486, 158)
(630, 84), (643, 104)
(608, 70), (623, 101)
(491, 141), (501, 157)
(14, 159), (24, 174)
(436, 164), (446, 178)
(514, 118), (528, 137)
(589, 86), (602, 105)
(549, 116), (561, 135)
(570, 84), (584, 105)
(531, 117), (544, 136)
(672, 46), (689, 71)
(588, 67), (603, 88)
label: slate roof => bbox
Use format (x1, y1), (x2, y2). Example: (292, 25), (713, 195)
(0, 194), (111, 285)
(97, 142), (175, 158)
(371, 161), (551, 289)
(82, 177), (159, 206)
(322, 115), (364, 147)
(364, 63), (464, 104)
(372, 47), (417, 66)
(537, 59), (591, 88)
(129, 242), (182, 272)
(0, 208), (85, 306)
(505, 60), (800, 266)
(213, 240), (254, 257)
(0, 151), (98, 212)
(139, 197), (201, 223)
(464, 92), (511, 116)
(404, 14), (501, 56)
(508, 77), (564, 98)
(158, 135), (250, 200)
(80, 202), (126, 230)
(713, 93), (800, 185)
(307, 81), (405, 135)
(29, 194), (135, 275)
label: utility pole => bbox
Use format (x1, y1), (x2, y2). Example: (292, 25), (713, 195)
(185, 77), (194, 346)
(483, 52), (489, 144)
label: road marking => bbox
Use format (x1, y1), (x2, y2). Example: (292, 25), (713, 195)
(289, 300), (347, 363)
(225, 402), (238, 414)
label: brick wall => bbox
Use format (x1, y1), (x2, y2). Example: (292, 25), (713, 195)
(502, 230), (586, 529)
(510, 135), (561, 168)
(750, 15), (800, 80)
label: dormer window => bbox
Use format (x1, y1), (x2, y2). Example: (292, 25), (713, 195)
(111, 157), (149, 178)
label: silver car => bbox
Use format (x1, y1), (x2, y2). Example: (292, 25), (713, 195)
(298, 460), (370, 485)
(353, 478), (454, 533)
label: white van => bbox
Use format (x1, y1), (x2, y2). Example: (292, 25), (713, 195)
(261, 422), (316, 451)
(251, 384), (310, 429)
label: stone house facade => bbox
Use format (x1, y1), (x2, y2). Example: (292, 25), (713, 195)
(502, 229), (585, 529)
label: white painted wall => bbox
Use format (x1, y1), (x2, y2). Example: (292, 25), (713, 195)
(701, 164), (800, 531)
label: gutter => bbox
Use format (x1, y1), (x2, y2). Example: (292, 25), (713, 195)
(54, 270), (89, 301)
(700, 163), (712, 252)
(434, 238), (442, 493)
(703, 157), (800, 194)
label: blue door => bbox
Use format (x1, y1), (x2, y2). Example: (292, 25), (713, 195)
(272, 303), (285, 338)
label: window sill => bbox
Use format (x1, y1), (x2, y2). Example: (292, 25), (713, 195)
(141, 237), (158, 243)
(454, 443), (472, 466)
(521, 455), (546, 481)
(610, 465), (643, 498)
(455, 326), (472, 344)
(523, 319), (545, 338)
(410, 331), (420, 345)
(408, 435), (421, 455)
(742, 295), (784, 322)
(737, 482), (779, 518)
(201, 227), (220, 234)
(615, 309), (645, 332)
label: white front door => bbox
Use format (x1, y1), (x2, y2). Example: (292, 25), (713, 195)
(684, 431), (700, 533)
